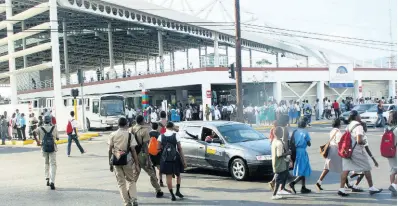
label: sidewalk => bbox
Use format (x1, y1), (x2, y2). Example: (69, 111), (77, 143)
(3, 132), (100, 146)
(252, 119), (331, 130)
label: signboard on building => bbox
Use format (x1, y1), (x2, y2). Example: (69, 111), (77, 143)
(329, 63), (354, 88)
(206, 90), (212, 98)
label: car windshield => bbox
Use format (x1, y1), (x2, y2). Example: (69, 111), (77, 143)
(217, 124), (267, 143)
(100, 99), (125, 116)
(367, 105), (388, 112)
(352, 104), (374, 111)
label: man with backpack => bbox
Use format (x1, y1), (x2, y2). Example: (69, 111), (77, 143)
(131, 115), (164, 198)
(66, 111), (85, 157)
(108, 117), (140, 206)
(36, 115), (59, 190)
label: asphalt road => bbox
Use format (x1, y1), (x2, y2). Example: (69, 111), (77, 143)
(0, 124), (396, 206)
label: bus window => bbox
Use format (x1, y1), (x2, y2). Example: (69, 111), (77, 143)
(34, 100), (38, 108)
(86, 99), (90, 111)
(93, 100), (99, 114)
(79, 99), (82, 105)
(71, 99), (74, 106)
(64, 99), (67, 106)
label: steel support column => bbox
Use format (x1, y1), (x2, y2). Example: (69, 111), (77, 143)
(306, 56), (309, 67)
(146, 53), (150, 72)
(198, 46), (202, 68)
(201, 83), (212, 121)
(186, 48), (189, 69)
(354, 80), (363, 101)
(22, 21), (27, 68)
(213, 32), (219, 67)
(63, 19), (70, 84)
(317, 81), (325, 119)
(49, 0), (65, 127)
(158, 30), (164, 72)
(249, 49), (252, 68)
(6, 0), (17, 105)
(225, 45), (229, 65)
(108, 22), (115, 78)
(273, 81), (282, 103)
(388, 80), (396, 98)
(276, 53), (279, 68)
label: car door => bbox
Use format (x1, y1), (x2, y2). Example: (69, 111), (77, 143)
(180, 125), (202, 167)
(203, 127), (228, 170)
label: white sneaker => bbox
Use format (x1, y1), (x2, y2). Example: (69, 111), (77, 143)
(271, 195), (283, 200)
(277, 190), (292, 195)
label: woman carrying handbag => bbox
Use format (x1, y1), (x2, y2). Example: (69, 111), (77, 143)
(316, 119), (343, 191)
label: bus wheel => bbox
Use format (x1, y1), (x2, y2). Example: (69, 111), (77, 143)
(86, 118), (92, 131)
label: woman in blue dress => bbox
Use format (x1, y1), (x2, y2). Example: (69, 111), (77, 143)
(289, 117), (312, 194)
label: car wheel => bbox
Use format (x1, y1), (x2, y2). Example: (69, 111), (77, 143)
(86, 118), (91, 131)
(230, 158), (248, 181)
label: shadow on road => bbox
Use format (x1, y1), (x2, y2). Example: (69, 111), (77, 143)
(0, 146), (41, 154)
(184, 168), (273, 182)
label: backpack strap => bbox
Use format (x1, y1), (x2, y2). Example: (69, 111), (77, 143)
(126, 133), (131, 153)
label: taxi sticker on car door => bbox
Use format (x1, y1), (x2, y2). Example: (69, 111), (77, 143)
(206, 147), (217, 155)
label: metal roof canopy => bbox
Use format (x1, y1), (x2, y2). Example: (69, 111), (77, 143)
(0, 0), (313, 83)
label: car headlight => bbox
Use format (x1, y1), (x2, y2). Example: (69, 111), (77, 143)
(256, 155), (272, 161)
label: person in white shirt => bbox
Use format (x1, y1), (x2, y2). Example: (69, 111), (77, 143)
(67, 111), (85, 157)
(157, 122), (186, 201)
(127, 107), (135, 126)
(214, 106), (221, 120)
(151, 111), (158, 123)
(185, 107), (192, 121)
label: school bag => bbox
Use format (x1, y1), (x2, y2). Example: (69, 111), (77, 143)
(148, 136), (159, 156)
(66, 120), (73, 134)
(338, 124), (360, 158)
(41, 126), (55, 153)
(380, 127), (396, 158)
(161, 134), (178, 162)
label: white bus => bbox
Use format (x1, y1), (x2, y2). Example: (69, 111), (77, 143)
(20, 94), (126, 130)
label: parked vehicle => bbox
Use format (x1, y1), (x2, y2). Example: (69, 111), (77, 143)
(360, 104), (397, 126)
(176, 121), (272, 181)
(339, 104), (376, 124)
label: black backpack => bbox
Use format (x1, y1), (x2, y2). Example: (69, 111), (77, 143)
(41, 126), (55, 153)
(161, 134), (178, 162)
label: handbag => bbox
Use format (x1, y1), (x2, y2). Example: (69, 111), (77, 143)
(110, 133), (131, 166)
(320, 130), (338, 158)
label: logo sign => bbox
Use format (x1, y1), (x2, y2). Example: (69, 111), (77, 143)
(206, 90), (212, 98)
(329, 63), (354, 88)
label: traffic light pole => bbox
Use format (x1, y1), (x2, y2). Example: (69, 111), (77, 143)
(234, 0), (244, 123)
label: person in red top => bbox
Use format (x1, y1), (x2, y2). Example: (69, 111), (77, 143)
(205, 131), (218, 142)
(332, 100), (340, 119)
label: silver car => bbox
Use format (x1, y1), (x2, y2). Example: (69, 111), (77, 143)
(175, 121), (272, 181)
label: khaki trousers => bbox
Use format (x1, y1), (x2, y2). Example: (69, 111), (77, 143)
(43, 152), (57, 183)
(114, 161), (137, 206)
(133, 153), (161, 192)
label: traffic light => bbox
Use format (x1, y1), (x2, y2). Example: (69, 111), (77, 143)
(71, 89), (79, 98)
(77, 68), (83, 85)
(228, 63), (235, 79)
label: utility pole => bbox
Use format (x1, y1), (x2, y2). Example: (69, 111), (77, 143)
(234, 0), (244, 122)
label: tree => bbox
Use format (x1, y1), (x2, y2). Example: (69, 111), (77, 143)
(256, 58), (272, 66)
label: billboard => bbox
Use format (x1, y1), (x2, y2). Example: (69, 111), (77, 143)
(329, 63), (354, 88)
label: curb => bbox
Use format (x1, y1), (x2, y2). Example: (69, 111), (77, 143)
(4, 133), (100, 146)
(55, 133), (100, 145)
(253, 121), (329, 130)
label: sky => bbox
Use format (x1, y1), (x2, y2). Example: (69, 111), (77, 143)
(147, 0), (397, 60)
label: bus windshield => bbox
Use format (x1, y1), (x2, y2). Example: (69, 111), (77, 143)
(100, 96), (124, 116)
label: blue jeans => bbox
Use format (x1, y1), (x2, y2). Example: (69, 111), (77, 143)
(377, 113), (385, 127)
(305, 114), (312, 124)
(67, 134), (84, 155)
(1, 130), (6, 144)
